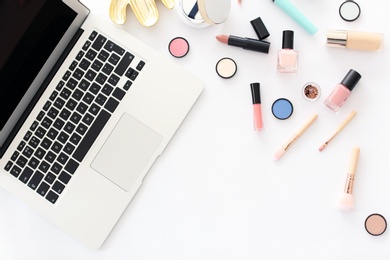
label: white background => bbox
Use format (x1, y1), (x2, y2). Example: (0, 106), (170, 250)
(1, 0), (390, 259)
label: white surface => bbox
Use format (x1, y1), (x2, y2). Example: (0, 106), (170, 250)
(1, 0), (390, 258)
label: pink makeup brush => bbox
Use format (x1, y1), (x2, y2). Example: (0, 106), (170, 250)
(337, 147), (360, 211)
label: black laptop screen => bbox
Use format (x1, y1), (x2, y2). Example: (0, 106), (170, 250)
(0, 0), (77, 130)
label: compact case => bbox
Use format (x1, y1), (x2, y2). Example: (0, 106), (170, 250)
(176, 0), (231, 28)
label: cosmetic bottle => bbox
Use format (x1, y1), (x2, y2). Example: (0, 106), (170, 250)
(277, 30), (298, 74)
(324, 69), (361, 111)
(250, 82), (263, 131)
(327, 30), (383, 51)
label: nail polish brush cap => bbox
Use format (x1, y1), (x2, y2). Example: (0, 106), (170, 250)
(341, 69), (362, 91)
(282, 30), (294, 49)
(250, 82), (261, 104)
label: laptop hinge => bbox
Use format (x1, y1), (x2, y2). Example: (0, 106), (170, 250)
(0, 28), (85, 158)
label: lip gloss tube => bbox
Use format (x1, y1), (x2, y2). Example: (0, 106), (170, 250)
(327, 30), (384, 51)
(272, 0), (317, 35)
(250, 82), (264, 131)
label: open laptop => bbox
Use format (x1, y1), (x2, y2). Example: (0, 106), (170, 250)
(0, 0), (203, 249)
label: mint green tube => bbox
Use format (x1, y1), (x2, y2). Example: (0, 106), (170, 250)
(273, 0), (317, 35)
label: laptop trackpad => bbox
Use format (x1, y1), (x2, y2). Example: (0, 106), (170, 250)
(91, 113), (163, 192)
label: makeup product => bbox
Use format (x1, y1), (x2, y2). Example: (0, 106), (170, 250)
(277, 30), (298, 74)
(176, 0), (231, 28)
(250, 83), (264, 131)
(365, 214), (387, 236)
(337, 147), (360, 212)
(272, 0), (317, 35)
(327, 30), (383, 51)
(216, 35), (270, 54)
(319, 111), (357, 152)
(324, 69), (361, 112)
(339, 1), (361, 22)
(274, 114), (318, 161)
(250, 17), (270, 40)
(216, 57), (237, 79)
(168, 37), (190, 58)
(302, 82), (321, 101)
(272, 98), (293, 120)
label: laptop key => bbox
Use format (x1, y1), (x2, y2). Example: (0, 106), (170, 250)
(28, 171), (44, 190)
(91, 60), (103, 72)
(58, 171), (72, 184)
(52, 181), (65, 194)
(92, 34), (107, 51)
(44, 172), (56, 184)
(46, 191), (59, 204)
(104, 40), (125, 56)
(72, 109), (111, 162)
(89, 31), (98, 41)
(104, 98), (119, 113)
(10, 165), (22, 178)
(65, 159), (79, 174)
(112, 88), (125, 101)
(19, 167), (33, 183)
(37, 182), (50, 197)
(5, 161), (13, 172)
(114, 52), (134, 76)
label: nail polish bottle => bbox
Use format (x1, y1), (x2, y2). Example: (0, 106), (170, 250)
(324, 69), (362, 111)
(277, 30), (298, 74)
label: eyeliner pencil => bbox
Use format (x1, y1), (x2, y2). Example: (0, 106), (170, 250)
(274, 114), (318, 161)
(319, 111), (357, 151)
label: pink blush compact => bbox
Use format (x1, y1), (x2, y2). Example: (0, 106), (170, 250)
(169, 37), (190, 58)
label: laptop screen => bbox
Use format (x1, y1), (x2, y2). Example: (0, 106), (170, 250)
(0, 0), (77, 147)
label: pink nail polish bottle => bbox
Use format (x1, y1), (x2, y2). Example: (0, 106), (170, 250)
(324, 69), (361, 111)
(277, 30), (298, 74)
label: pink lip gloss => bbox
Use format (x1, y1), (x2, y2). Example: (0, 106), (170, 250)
(250, 82), (264, 130)
(324, 69), (361, 111)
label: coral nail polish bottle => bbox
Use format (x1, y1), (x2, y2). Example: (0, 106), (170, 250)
(277, 30), (298, 74)
(324, 69), (362, 111)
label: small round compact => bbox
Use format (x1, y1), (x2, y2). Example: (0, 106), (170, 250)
(215, 57), (237, 79)
(168, 37), (190, 58)
(365, 213), (387, 236)
(272, 98), (294, 120)
(176, 0), (231, 28)
(302, 82), (321, 101)
(339, 1), (361, 22)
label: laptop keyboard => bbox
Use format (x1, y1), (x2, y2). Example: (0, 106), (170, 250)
(3, 31), (146, 204)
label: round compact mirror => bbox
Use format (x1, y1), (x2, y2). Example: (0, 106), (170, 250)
(339, 1), (361, 22)
(176, 0), (231, 28)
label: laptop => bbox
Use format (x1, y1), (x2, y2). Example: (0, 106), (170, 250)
(0, 0), (203, 249)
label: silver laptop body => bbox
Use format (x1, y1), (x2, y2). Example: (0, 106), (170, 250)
(0, 0), (203, 249)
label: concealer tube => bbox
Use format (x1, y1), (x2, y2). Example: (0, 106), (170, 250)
(327, 30), (383, 51)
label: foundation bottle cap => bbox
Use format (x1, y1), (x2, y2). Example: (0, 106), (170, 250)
(327, 30), (348, 47)
(341, 69), (361, 91)
(282, 30), (294, 49)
